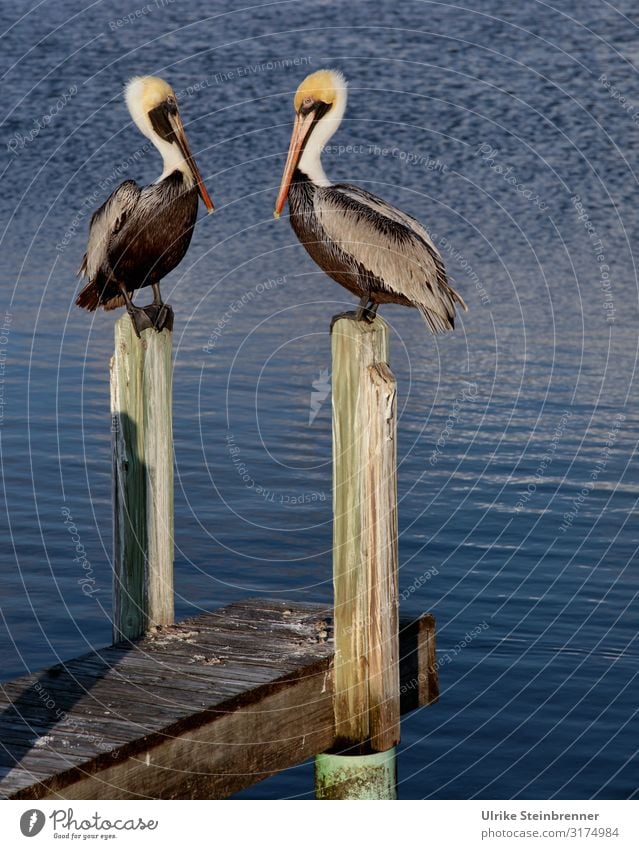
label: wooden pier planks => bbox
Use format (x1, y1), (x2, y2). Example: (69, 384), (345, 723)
(0, 599), (436, 800)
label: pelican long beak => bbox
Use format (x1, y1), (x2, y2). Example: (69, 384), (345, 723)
(169, 111), (214, 213)
(274, 111), (315, 218)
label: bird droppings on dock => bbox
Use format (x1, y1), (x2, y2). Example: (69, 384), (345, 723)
(188, 655), (225, 666)
(314, 620), (330, 642)
(146, 627), (200, 646)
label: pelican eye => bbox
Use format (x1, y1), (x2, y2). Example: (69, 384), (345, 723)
(299, 95), (331, 117)
(298, 97), (314, 116)
(165, 95), (178, 114)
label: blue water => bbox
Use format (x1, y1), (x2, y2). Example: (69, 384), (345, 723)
(0, 0), (637, 799)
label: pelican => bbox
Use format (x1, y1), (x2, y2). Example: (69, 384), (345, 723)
(274, 70), (466, 331)
(76, 76), (213, 335)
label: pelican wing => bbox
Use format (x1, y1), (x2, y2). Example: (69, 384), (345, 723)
(79, 180), (141, 282)
(315, 183), (466, 331)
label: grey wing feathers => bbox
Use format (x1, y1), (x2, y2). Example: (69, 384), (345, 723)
(316, 184), (466, 332)
(78, 180), (141, 281)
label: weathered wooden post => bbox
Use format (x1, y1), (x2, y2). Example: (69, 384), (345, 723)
(315, 315), (400, 800)
(110, 316), (174, 643)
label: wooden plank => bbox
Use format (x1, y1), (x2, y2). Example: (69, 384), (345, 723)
(36, 663), (335, 800)
(399, 614), (439, 712)
(111, 317), (174, 643)
(0, 601), (436, 800)
(330, 316), (399, 753)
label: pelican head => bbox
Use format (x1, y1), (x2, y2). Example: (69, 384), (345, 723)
(274, 69), (347, 218)
(125, 75), (214, 212)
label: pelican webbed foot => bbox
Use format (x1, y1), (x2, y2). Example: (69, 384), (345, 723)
(141, 302), (174, 334)
(330, 309), (378, 332)
(122, 303), (174, 337)
(120, 284), (174, 337)
(330, 298), (378, 331)
(123, 304), (154, 338)
(355, 299), (379, 323)
(145, 283), (174, 333)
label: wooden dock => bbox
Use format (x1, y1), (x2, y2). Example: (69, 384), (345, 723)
(0, 599), (437, 800)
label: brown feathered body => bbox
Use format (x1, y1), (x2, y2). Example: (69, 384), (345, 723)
(76, 171), (198, 311)
(288, 171), (466, 333)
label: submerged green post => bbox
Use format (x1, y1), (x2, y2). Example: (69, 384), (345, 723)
(315, 749), (397, 800)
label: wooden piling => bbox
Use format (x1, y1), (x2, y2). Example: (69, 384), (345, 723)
(110, 316), (174, 643)
(317, 315), (399, 799)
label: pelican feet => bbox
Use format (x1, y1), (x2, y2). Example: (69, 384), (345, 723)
(330, 299), (379, 332)
(126, 302), (174, 338)
(355, 302), (379, 323)
(354, 295), (379, 323)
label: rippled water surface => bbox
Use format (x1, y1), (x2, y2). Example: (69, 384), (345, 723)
(0, 0), (637, 799)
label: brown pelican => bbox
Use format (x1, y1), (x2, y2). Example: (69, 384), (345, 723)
(274, 70), (466, 331)
(76, 76), (213, 335)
